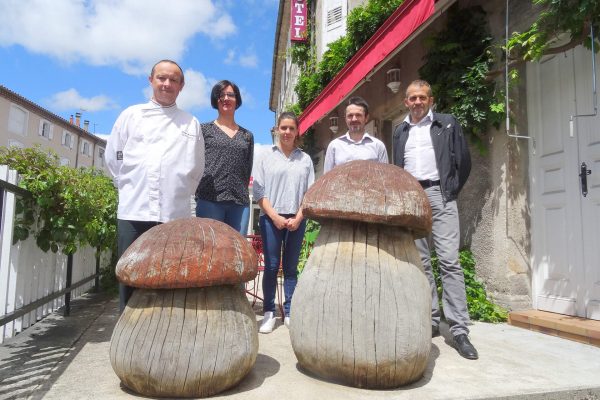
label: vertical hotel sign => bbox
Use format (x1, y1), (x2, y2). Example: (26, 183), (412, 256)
(291, 0), (307, 42)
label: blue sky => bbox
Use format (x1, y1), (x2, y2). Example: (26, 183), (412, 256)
(0, 0), (279, 146)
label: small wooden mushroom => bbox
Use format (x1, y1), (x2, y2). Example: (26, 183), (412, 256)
(109, 217), (258, 398)
(290, 160), (433, 389)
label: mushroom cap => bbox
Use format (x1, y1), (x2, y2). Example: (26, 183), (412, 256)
(116, 217), (258, 289)
(302, 160), (432, 237)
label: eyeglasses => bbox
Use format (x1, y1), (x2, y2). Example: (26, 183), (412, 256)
(219, 92), (236, 100)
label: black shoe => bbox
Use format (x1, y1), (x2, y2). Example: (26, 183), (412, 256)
(453, 334), (478, 360)
(432, 325), (440, 338)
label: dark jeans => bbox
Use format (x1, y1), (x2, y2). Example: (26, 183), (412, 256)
(259, 214), (306, 317)
(195, 198), (250, 235)
(117, 219), (160, 312)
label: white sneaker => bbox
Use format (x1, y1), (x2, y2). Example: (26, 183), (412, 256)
(284, 316), (291, 328)
(259, 312), (276, 334)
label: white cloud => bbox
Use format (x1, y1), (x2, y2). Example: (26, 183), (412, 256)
(0, 0), (236, 74)
(46, 88), (117, 112)
(239, 52), (258, 68)
(224, 50), (236, 65)
(177, 69), (214, 111)
(143, 68), (213, 111)
(251, 143), (272, 176)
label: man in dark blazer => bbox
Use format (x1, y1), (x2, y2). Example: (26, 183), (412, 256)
(393, 79), (477, 360)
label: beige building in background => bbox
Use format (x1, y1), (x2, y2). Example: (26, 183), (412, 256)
(0, 85), (106, 171)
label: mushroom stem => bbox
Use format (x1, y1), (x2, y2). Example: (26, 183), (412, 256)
(110, 286), (258, 398)
(290, 219), (431, 388)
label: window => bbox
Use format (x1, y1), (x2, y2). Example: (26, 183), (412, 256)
(8, 140), (24, 148)
(327, 6), (342, 27)
(39, 120), (53, 140)
(98, 148), (105, 167)
(62, 131), (74, 148)
(60, 158), (70, 166)
(81, 140), (91, 156)
(8, 105), (28, 136)
(321, 0), (347, 54)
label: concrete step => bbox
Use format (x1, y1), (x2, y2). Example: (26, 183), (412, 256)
(509, 309), (600, 347)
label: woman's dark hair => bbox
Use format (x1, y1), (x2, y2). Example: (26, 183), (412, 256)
(277, 111), (298, 127)
(211, 80), (242, 110)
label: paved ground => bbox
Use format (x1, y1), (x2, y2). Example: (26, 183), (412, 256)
(1, 291), (600, 400)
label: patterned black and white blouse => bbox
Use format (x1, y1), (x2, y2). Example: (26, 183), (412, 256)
(195, 121), (254, 205)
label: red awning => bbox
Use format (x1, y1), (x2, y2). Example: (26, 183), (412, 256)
(298, 0), (435, 135)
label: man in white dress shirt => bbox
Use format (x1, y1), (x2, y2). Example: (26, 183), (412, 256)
(323, 96), (388, 173)
(105, 60), (205, 311)
(393, 79), (476, 360)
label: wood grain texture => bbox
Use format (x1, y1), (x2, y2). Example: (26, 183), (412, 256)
(290, 220), (431, 389)
(116, 218), (258, 289)
(109, 286), (258, 398)
(301, 160), (432, 238)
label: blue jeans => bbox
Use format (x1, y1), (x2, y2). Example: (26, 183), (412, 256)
(260, 214), (306, 317)
(196, 198), (250, 235)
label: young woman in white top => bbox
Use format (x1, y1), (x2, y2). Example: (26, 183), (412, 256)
(252, 112), (315, 333)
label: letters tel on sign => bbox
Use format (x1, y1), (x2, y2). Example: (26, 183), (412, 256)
(291, 0), (307, 42)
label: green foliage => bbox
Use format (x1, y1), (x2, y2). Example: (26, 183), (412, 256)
(507, 0), (600, 62)
(100, 251), (120, 294)
(419, 6), (503, 146)
(0, 145), (117, 255)
(293, 0), (405, 112)
(297, 219), (320, 274)
(346, 0), (404, 52)
(432, 250), (508, 323)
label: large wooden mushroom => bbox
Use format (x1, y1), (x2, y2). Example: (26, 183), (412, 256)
(290, 160), (433, 389)
(109, 217), (258, 398)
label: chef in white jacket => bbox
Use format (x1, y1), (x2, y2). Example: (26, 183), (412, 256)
(105, 59), (205, 311)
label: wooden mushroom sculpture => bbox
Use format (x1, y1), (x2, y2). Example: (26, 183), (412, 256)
(290, 160), (433, 389)
(109, 217), (258, 398)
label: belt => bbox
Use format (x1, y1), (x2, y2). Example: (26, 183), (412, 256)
(418, 179), (440, 189)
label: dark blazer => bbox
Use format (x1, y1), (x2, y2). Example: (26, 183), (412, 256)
(393, 112), (471, 202)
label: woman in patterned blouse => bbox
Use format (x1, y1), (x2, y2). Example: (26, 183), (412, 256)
(195, 80), (254, 234)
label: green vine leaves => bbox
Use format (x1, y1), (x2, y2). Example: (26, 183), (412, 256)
(0, 145), (117, 255)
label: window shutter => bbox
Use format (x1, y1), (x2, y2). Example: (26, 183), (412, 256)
(48, 125), (54, 140)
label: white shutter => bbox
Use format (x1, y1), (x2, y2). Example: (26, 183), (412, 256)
(321, 0), (347, 54)
(70, 135), (74, 149)
(38, 120), (44, 136)
(48, 125), (53, 140)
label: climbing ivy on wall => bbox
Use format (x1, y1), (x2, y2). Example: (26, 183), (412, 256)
(507, 0), (600, 63)
(291, 0), (405, 111)
(419, 6), (504, 147)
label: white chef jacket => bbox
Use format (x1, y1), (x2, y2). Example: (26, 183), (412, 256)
(105, 100), (205, 222)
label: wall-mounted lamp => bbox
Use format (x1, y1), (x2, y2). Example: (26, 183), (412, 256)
(329, 116), (339, 134)
(386, 68), (401, 93)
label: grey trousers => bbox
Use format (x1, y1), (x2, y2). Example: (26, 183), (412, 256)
(415, 186), (470, 337)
